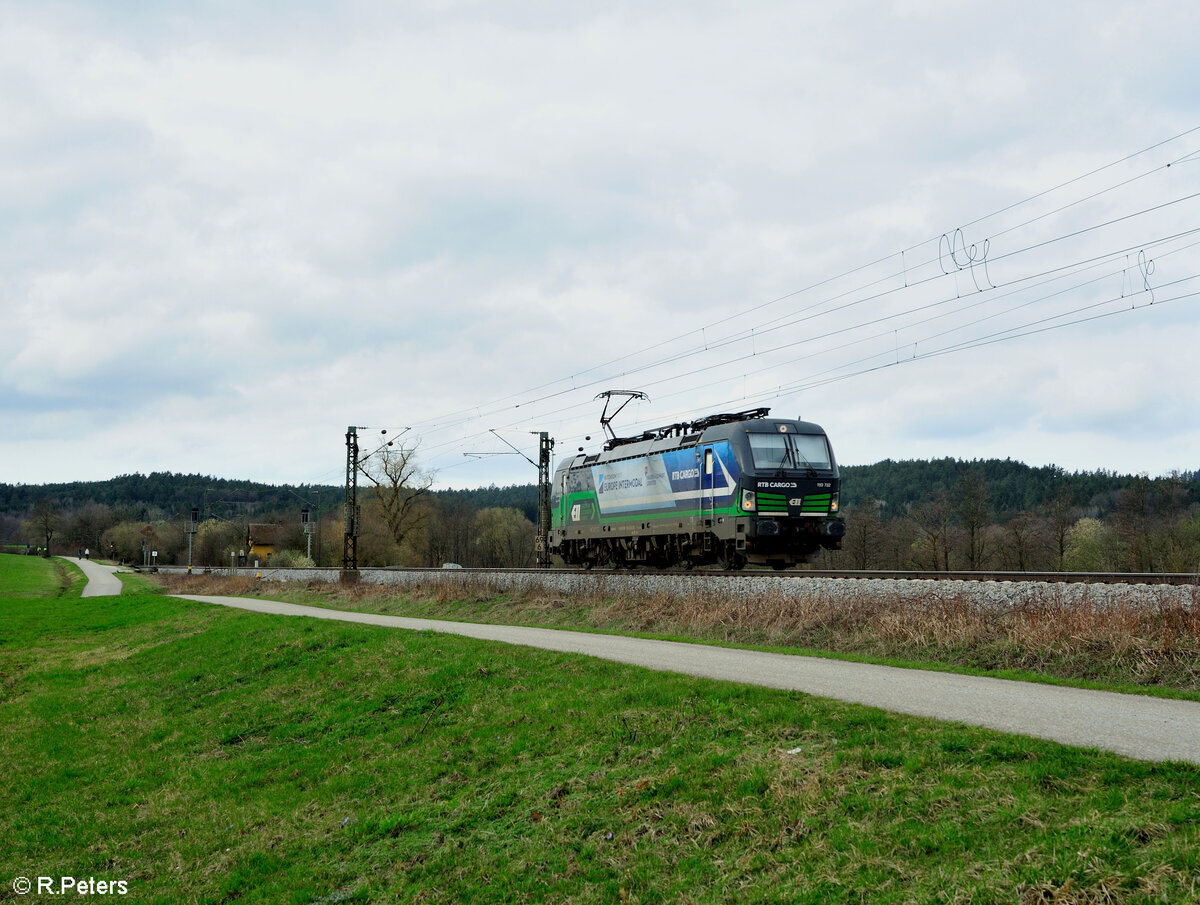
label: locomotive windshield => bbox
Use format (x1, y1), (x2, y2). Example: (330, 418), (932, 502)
(748, 432), (832, 471)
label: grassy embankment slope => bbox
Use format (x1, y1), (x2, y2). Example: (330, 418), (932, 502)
(2, 554), (1199, 903)
(165, 573), (1200, 698)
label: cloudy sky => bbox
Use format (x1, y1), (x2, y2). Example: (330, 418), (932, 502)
(3, 0), (1199, 491)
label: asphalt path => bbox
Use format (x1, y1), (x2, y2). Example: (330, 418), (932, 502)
(176, 593), (1200, 766)
(61, 556), (124, 597)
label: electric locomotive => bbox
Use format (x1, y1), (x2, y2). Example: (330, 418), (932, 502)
(549, 407), (846, 570)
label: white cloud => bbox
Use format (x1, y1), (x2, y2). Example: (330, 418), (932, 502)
(2, 0), (1198, 489)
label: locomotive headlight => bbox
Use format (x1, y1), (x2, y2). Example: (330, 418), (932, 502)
(830, 492), (840, 513)
(741, 489), (756, 512)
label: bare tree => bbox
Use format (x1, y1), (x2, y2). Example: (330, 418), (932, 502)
(0, 514), (22, 547)
(877, 511), (916, 570)
(426, 499), (475, 566)
(1163, 508), (1200, 572)
(1044, 489), (1077, 571)
(841, 499), (886, 569)
(953, 471), (992, 570)
(61, 503), (106, 556)
(998, 512), (1045, 571)
(1155, 473), (1194, 572)
(356, 505), (403, 567)
(26, 498), (61, 554)
(909, 490), (954, 570)
(360, 442), (434, 557)
(1111, 476), (1156, 572)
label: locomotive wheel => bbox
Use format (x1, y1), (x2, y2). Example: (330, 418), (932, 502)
(718, 544), (746, 571)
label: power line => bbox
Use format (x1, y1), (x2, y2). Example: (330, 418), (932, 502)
(410, 175), (1197, 459)
(402, 127), (1200, 441)
(348, 129), (1200, 479)
(417, 218), (1200, 464)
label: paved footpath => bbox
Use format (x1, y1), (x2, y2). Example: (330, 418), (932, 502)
(176, 593), (1200, 766)
(60, 556), (124, 597)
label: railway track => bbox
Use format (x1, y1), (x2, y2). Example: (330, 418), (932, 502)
(418, 567), (1200, 586)
(156, 564), (1200, 586)
(700, 569), (1200, 586)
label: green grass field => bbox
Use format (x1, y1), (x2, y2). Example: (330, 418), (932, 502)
(2, 554), (1199, 903)
(0, 553), (85, 599)
(163, 573), (1200, 699)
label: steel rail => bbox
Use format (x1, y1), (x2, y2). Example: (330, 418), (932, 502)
(151, 564), (1200, 586)
(355, 567), (1200, 586)
(756, 569), (1200, 586)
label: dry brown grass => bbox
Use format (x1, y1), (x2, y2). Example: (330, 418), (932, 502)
(158, 573), (1200, 694)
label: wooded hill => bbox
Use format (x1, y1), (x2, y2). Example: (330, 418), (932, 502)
(0, 473), (342, 522)
(0, 473), (539, 525)
(839, 459), (1199, 516)
(4, 459), (1197, 572)
(2, 458), (1195, 523)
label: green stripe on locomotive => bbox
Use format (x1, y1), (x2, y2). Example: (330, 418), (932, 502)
(755, 490), (790, 514)
(801, 493), (833, 513)
(557, 489), (742, 528)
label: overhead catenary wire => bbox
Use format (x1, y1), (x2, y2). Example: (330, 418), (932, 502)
(411, 189), (1198, 465)
(756, 284), (1200, 403)
(318, 127), (1200, 483)
(402, 127), (1200, 439)
(415, 211), (1200, 466)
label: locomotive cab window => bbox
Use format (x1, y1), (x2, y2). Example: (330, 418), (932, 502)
(748, 432), (832, 470)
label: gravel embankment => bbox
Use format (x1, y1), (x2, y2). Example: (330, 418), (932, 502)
(158, 566), (1198, 610)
